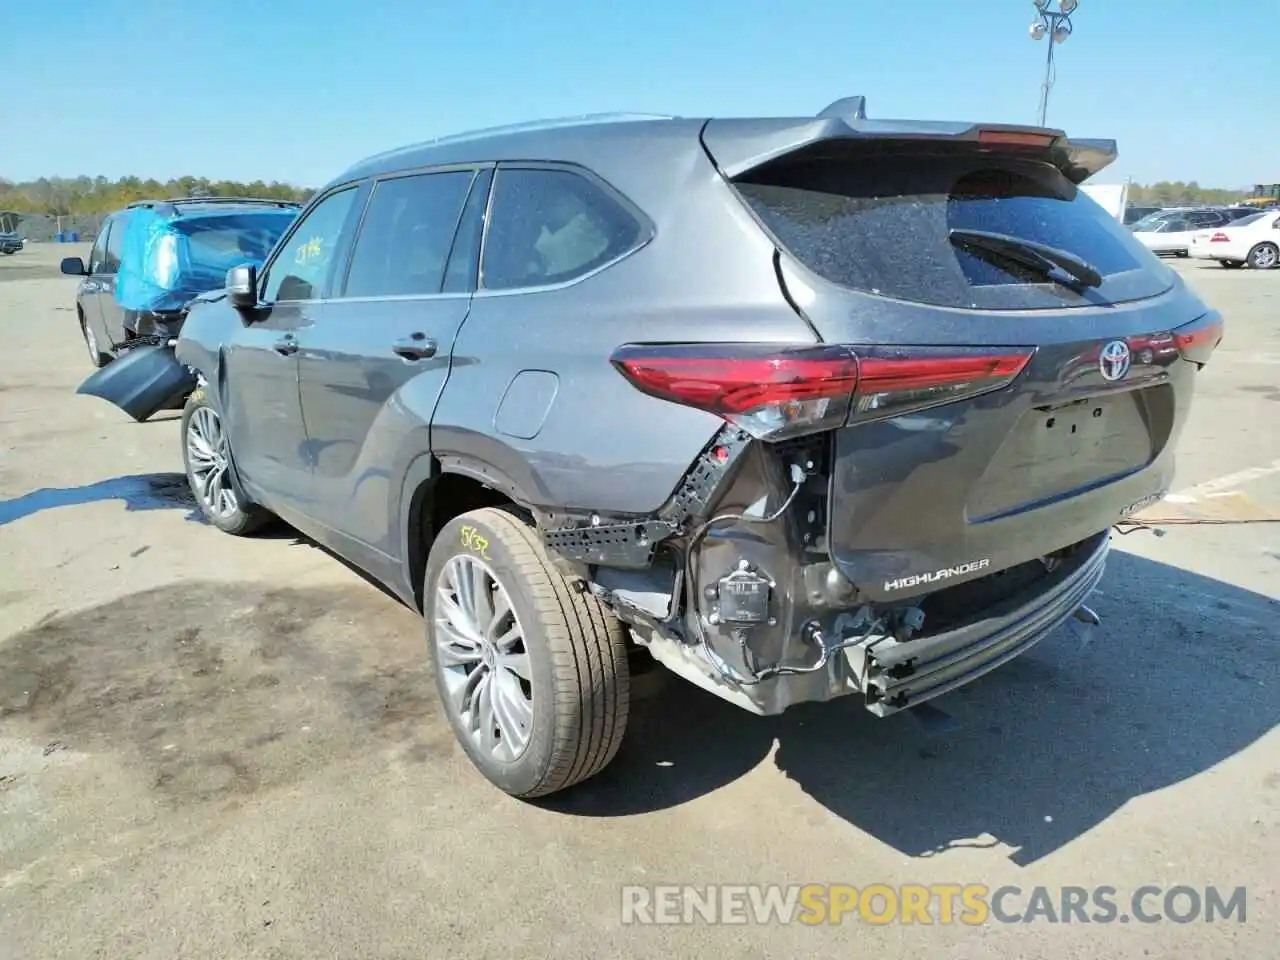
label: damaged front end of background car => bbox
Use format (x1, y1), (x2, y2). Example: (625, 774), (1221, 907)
(74, 201), (295, 421)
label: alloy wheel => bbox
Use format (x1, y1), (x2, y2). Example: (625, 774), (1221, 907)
(433, 554), (534, 762)
(1250, 244), (1278, 269)
(186, 406), (240, 519)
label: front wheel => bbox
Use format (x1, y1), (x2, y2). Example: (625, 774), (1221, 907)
(425, 507), (631, 798)
(81, 314), (109, 368)
(181, 388), (273, 535)
(1247, 242), (1279, 270)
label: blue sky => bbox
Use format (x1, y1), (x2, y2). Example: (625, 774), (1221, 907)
(2, 0), (1274, 189)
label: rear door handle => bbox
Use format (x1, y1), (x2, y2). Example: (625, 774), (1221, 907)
(393, 334), (437, 361)
(274, 335), (298, 356)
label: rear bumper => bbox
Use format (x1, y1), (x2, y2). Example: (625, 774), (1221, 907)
(857, 530), (1109, 716)
(1190, 245), (1245, 261)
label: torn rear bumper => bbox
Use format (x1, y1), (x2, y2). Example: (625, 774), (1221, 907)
(76, 343), (197, 422)
(856, 530), (1110, 716)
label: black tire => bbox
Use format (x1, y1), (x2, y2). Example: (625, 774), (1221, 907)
(80, 311), (109, 368)
(425, 507), (630, 798)
(1220, 259), (1244, 269)
(1174, 250), (1189, 258)
(1246, 242), (1279, 270)
(180, 387), (273, 536)
(1, 249), (14, 256)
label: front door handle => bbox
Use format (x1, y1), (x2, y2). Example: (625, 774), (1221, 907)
(274, 335), (298, 356)
(393, 333), (437, 361)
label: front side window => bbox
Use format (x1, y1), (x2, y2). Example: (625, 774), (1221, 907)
(88, 223), (110, 274)
(480, 167), (644, 291)
(262, 188), (359, 303)
(342, 171), (474, 298)
(102, 213), (129, 273)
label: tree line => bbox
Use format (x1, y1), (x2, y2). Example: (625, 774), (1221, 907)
(0, 175), (314, 217)
(1125, 181), (1250, 207)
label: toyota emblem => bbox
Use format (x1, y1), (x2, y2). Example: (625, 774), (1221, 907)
(1099, 340), (1131, 382)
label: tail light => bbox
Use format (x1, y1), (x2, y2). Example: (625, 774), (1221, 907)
(610, 343), (1033, 441)
(1172, 313), (1224, 365)
(1210, 232), (1231, 243)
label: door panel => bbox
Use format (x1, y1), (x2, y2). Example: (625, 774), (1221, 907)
(83, 222), (112, 348)
(99, 213), (130, 345)
(227, 184), (369, 513)
(295, 167), (481, 552)
(220, 303), (312, 509)
(297, 297), (471, 550)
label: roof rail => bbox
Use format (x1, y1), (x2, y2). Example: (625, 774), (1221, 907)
(817, 96), (868, 121)
(126, 196), (301, 210)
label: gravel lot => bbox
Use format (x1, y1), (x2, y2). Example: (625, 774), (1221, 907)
(1, 243), (1276, 959)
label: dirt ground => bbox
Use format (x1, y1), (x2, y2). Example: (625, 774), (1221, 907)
(1, 243), (1277, 959)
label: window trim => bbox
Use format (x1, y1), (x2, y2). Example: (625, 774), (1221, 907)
(473, 160), (654, 298)
(258, 181), (369, 306)
(332, 162), (492, 303)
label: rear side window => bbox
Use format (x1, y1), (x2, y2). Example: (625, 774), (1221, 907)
(734, 149), (1173, 310)
(480, 167), (643, 291)
(343, 171), (474, 298)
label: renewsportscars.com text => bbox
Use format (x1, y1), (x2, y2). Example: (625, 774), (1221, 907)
(621, 884), (1248, 926)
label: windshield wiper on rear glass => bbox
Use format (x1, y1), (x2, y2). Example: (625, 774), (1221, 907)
(948, 228), (1104, 289)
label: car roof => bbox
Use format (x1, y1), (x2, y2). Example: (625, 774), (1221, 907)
(328, 96), (1116, 189)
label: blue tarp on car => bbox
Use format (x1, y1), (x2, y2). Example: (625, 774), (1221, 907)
(114, 205), (296, 312)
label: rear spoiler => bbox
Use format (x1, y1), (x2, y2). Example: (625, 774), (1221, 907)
(700, 95), (1117, 185)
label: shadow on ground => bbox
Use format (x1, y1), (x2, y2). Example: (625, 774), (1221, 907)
(0, 582), (446, 808)
(2, 553), (1275, 866)
(0, 473), (196, 526)
(551, 550), (1280, 865)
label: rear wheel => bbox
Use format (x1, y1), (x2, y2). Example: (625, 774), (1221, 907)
(1247, 242), (1279, 269)
(181, 388), (273, 535)
(425, 507), (630, 798)
(1220, 259), (1244, 269)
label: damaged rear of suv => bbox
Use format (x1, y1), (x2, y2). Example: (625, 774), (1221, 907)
(138, 98), (1220, 798)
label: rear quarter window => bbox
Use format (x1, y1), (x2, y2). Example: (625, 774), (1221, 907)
(734, 150), (1174, 310)
(480, 167), (645, 291)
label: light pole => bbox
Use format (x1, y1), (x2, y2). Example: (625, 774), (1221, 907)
(1029, 0), (1078, 127)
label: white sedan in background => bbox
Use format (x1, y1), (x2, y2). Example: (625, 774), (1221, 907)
(1189, 210), (1280, 269)
(1131, 208), (1234, 257)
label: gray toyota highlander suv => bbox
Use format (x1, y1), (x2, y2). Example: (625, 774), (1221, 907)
(91, 98), (1224, 798)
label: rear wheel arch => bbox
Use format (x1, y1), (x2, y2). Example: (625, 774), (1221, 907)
(401, 453), (536, 611)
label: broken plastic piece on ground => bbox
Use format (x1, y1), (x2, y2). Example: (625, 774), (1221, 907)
(76, 343), (196, 422)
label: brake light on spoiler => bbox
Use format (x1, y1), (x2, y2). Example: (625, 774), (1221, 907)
(610, 344), (1033, 441)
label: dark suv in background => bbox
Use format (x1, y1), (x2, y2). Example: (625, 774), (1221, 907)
(61, 197), (297, 367)
(88, 98), (1223, 799)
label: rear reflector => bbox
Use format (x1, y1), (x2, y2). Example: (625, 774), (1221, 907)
(1172, 313), (1224, 365)
(610, 343), (1033, 440)
(1210, 232), (1231, 243)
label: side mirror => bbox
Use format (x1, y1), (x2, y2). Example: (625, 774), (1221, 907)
(60, 256), (86, 276)
(226, 264), (258, 309)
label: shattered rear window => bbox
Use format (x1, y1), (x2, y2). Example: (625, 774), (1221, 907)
(734, 149), (1175, 310)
